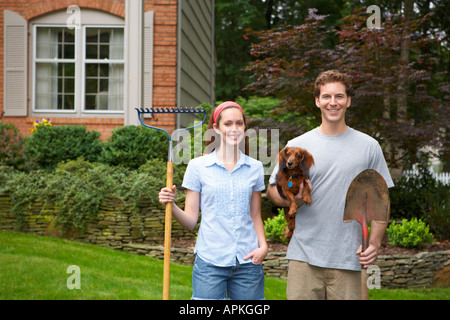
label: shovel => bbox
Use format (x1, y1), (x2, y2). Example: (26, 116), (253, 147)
(343, 169), (390, 300)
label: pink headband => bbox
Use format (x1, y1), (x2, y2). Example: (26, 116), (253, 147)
(213, 101), (244, 124)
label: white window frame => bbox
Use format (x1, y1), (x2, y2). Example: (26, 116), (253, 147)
(82, 25), (125, 114)
(32, 24), (78, 114)
(31, 24), (125, 115)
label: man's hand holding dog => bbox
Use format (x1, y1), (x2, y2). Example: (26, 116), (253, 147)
(267, 179), (312, 208)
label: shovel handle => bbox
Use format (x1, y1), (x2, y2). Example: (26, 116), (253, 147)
(163, 161), (173, 300)
(361, 193), (369, 300)
(360, 219), (370, 300)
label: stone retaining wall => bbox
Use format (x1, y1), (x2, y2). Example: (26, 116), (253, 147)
(1, 193), (448, 288)
(122, 243), (290, 279)
(0, 194), (198, 245)
(121, 243), (450, 288)
(377, 251), (450, 288)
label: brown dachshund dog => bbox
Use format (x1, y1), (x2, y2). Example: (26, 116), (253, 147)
(276, 147), (314, 238)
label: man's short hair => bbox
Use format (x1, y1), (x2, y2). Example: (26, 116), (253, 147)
(314, 70), (354, 98)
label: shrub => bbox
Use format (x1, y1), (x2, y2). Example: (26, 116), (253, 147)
(49, 159), (131, 232)
(390, 165), (449, 240)
(24, 125), (102, 170)
(138, 158), (186, 187)
(264, 208), (288, 244)
(100, 125), (168, 170)
(0, 122), (34, 171)
(1, 157), (185, 234)
(1, 168), (49, 227)
(386, 218), (434, 249)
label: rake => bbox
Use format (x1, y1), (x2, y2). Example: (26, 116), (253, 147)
(136, 107), (207, 300)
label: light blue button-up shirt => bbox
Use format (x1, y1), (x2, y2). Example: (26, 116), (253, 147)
(182, 150), (266, 267)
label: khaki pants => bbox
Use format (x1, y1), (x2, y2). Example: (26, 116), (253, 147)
(286, 260), (361, 300)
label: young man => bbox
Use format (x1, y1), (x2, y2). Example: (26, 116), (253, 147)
(267, 70), (394, 300)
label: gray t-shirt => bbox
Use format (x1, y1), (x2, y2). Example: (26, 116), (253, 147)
(269, 127), (394, 271)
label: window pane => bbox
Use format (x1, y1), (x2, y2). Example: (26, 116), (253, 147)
(65, 79), (75, 94)
(100, 45), (109, 59)
(83, 27), (124, 112)
(64, 95), (75, 110)
(85, 63), (97, 77)
(37, 27), (75, 60)
(35, 62), (75, 110)
(84, 27), (124, 60)
(84, 63), (124, 111)
(86, 44), (98, 60)
(63, 44), (75, 59)
(99, 64), (109, 77)
(86, 79), (98, 94)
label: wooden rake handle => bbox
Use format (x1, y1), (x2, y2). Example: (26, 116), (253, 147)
(163, 161), (173, 300)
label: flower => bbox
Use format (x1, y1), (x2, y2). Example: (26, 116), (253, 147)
(30, 118), (52, 133)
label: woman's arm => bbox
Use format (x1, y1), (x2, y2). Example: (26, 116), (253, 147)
(159, 186), (200, 231)
(244, 191), (268, 264)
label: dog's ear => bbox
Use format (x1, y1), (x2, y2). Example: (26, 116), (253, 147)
(302, 150), (315, 169)
(278, 148), (287, 169)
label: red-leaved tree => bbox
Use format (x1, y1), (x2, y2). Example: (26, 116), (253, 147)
(245, 7), (449, 171)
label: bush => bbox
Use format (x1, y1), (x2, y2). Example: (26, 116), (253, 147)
(1, 157), (186, 234)
(386, 218), (434, 249)
(0, 122), (34, 171)
(100, 125), (168, 170)
(24, 125), (102, 170)
(264, 208), (288, 244)
(390, 165), (449, 240)
(138, 158), (186, 187)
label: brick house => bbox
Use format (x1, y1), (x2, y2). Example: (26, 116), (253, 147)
(0, 0), (215, 139)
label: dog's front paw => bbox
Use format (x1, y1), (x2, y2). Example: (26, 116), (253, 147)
(285, 228), (293, 239)
(303, 197), (312, 204)
(288, 207), (297, 216)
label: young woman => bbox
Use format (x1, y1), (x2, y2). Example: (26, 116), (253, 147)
(159, 101), (268, 300)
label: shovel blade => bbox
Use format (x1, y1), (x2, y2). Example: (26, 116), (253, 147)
(343, 169), (390, 224)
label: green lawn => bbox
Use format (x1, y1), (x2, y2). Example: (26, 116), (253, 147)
(0, 230), (285, 300)
(0, 230), (448, 300)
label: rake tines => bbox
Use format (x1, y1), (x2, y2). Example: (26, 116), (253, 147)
(136, 106), (206, 115)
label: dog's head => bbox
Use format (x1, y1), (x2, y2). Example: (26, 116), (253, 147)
(279, 147), (314, 172)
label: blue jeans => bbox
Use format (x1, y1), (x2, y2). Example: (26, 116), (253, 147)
(192, 255), (265, 300)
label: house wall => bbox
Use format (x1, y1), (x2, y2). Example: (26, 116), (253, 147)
(177, 0), (215, 128)
(0, 0), (178, 140)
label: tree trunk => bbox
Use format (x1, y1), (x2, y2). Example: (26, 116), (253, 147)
(395, 0), (414, 172)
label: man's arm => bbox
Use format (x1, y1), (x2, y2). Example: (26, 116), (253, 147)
(357, 220), (387, 268)
(266, 182), (311, 208)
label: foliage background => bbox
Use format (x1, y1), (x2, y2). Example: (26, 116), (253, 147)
(215, 0), (449, 171)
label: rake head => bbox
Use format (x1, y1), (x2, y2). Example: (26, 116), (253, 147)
(136, 107), (206, 115)
(135, 107), (207, 162)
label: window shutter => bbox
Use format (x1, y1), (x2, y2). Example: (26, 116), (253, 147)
(3, 10), (27, 116)
(143, 11), (154, 108)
